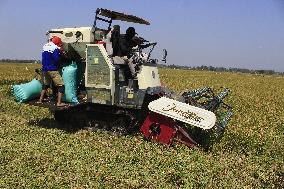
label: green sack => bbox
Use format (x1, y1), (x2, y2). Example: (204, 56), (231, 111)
(62, 62), (78, 103)
(12, 79), (42, 103)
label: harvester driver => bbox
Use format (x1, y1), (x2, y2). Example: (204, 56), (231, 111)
(38, 36), (67, 107)
(120, 27), (138, 57)
(111, 27), (141, 78)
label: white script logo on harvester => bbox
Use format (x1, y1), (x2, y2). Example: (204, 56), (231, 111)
(162, 103), (204, 123)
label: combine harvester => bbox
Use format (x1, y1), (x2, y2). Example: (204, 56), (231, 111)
(28, 8), (233, 149)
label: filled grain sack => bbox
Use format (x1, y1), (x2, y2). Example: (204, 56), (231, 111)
(62, 62), (78, 103)
(12, 79), (42, 103)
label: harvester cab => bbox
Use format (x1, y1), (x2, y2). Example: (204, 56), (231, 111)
(46, 8), (163, 107)
(30, 8), (233, 149)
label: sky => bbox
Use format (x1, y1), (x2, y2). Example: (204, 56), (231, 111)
(0, 0), (283, 71)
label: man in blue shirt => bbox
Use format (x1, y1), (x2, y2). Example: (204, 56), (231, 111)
(38, 36), (66, 107)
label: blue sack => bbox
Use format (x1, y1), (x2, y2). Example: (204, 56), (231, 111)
(12, 79), (42, 103)
(62, 62), (78, 103)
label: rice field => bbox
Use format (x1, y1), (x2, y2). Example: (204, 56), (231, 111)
(0, 63), (283, 188)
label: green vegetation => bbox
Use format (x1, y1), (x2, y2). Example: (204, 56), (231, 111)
(0, 63), (283, 188)
(160, 64), (284, 76)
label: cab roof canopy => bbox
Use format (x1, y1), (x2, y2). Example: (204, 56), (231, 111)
(95, 8), (150, 26)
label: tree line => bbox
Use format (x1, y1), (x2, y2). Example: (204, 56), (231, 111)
(0, 59), (40, 63)
(0, 58), (283, 76)
(160, 64), (284, 76)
